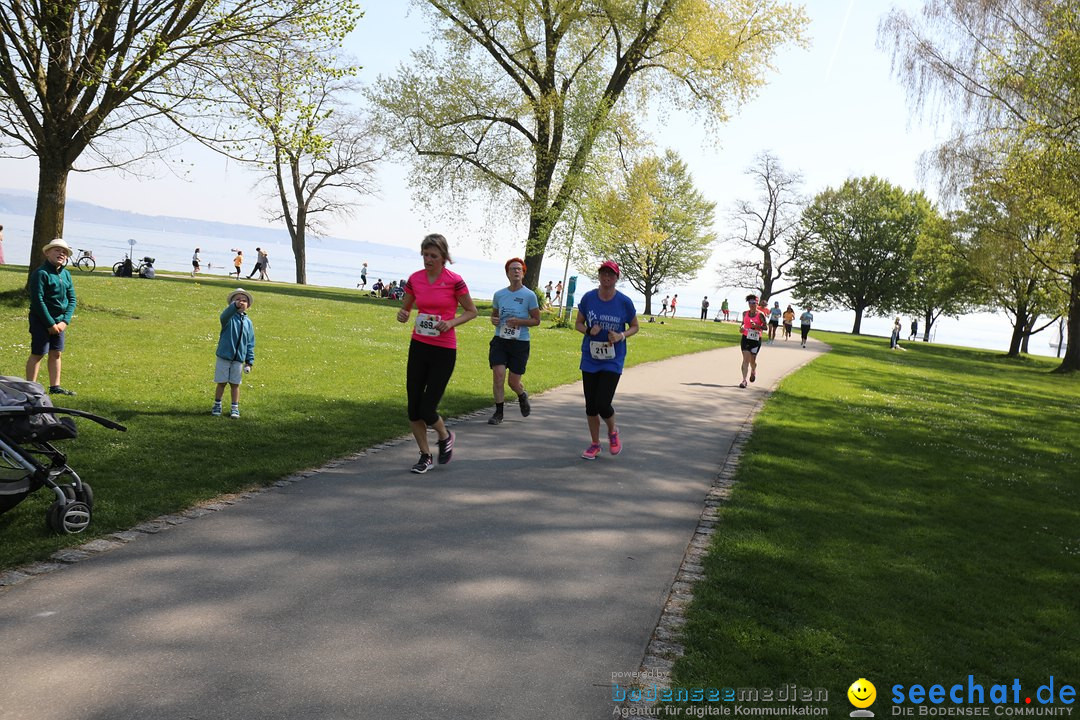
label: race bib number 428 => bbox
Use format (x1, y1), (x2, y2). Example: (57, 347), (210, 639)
(416, 313), (442, 336)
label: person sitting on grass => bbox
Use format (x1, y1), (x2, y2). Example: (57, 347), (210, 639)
(212, 289), (255, 419)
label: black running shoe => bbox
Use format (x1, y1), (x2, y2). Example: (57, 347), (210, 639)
(410, 453), (433, 474)
(49, 386), (76, 396)
(488, 412), (504, 425)
(437, 431), (455, 465)
(518, 392), (531, 417)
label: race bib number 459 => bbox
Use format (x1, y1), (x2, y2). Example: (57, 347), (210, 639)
(416, 313), (442, 336)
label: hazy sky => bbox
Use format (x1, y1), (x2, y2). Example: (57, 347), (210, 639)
(0, 0), (948, 266)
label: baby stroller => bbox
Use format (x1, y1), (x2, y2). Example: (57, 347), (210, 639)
(0, 377), (126, 534)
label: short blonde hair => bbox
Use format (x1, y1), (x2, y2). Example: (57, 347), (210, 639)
(421, 233), (452, 264)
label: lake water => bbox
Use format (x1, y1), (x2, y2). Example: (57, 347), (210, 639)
(0, 213), (1064, 359)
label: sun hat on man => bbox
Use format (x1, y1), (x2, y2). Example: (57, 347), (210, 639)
(598, 260), (620, 277)
(227, 288), (253, 306)
(42, 238), (72, 255)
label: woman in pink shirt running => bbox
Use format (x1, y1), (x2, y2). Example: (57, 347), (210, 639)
(396, 234), (478, 474)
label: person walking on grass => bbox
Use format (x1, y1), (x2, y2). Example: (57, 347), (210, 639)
(397, 234), (478, 474)
(700, 296), (710, 320)
(212, 289), (255, 419)
(799, 306), (814, 348)
(670, 294), (678, 318)
(660, 295), (669, 317)
(890, 317), (903, 350)
(357, 262), (368, 290)
(26, 239), (77, 396)
(738, 294), (767, 389)
(721, 298), (729, 321)
(191, 247), (201, 276)
(256, 248), (270, 281)
(576, 260), (639, 460)
(247, 247), (266, 280)
(910, 318), (919, 341)
(488, 257), (541, 425)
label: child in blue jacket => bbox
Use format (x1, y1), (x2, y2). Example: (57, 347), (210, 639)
(212, 289), (255, 418)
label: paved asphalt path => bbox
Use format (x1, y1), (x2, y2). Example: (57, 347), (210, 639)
(0, 336), (825, 720)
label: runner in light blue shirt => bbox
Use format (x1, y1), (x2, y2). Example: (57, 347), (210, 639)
(488, 257), (541, 425)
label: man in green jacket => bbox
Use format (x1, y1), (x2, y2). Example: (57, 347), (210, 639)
(26, 238), (78, 395)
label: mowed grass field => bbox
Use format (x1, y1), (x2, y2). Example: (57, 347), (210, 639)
(672, 331), (1079, 711)
(0, 264), (735, 569)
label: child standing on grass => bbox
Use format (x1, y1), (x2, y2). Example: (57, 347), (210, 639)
(26, 238), (77, 395)
(212, 289), (255, 419)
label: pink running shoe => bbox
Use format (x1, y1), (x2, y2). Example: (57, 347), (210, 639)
(581, 443), (601, 460)
(608, 428), (622, 455)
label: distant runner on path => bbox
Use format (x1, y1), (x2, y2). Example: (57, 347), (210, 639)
(576, 260), (639, 460)
(800, 306), (814, 348)
(739, 294), (768, 388)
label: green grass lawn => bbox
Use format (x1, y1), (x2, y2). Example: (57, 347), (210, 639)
(673, 331), (1080, 711)
(0, 265), (735, 568)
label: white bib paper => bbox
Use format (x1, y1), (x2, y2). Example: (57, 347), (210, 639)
(589, 340), (616, 360)
(746, 330), (761, 341)
(499, 323), (521, 340)
(415, 313), (442, 336)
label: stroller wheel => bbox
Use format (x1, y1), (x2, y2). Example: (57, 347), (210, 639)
(46, 500), (92, 534)
(75, 481), (94, 510)
(60, 482), (94, 510)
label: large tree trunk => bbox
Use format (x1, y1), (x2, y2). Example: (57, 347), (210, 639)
(26, 155), (71, 285)
(292, 220), (307, 285)
(1006, 306), (1028, 357)
(522, 210), (553, 291)
(1053, 253), (1080, 372)
(923, 310), (934, 342)
(851, 306), (865, 334)
(1021, 315), (1036, 354)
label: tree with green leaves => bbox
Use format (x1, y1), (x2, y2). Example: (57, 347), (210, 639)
(580, 149), (715, 315)
(369, 0), (807, 290)
(207, 32), (381, 284)
(881, 0), (1080, 371)
(958, 171), (1067, 357)
(719, 151), (809, 305)
(0, 0), (357, 280)
(893, 208), (981, 343)
(793, 176), (928, 334)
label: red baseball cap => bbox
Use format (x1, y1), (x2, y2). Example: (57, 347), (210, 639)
(598, 260), (620, 277)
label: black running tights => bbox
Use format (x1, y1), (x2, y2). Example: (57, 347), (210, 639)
(406, 339), (457, 425)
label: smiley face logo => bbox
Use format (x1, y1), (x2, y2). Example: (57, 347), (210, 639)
(848, 678), (877, 709)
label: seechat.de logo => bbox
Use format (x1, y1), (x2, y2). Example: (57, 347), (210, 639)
(849, 678), (878, 718)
